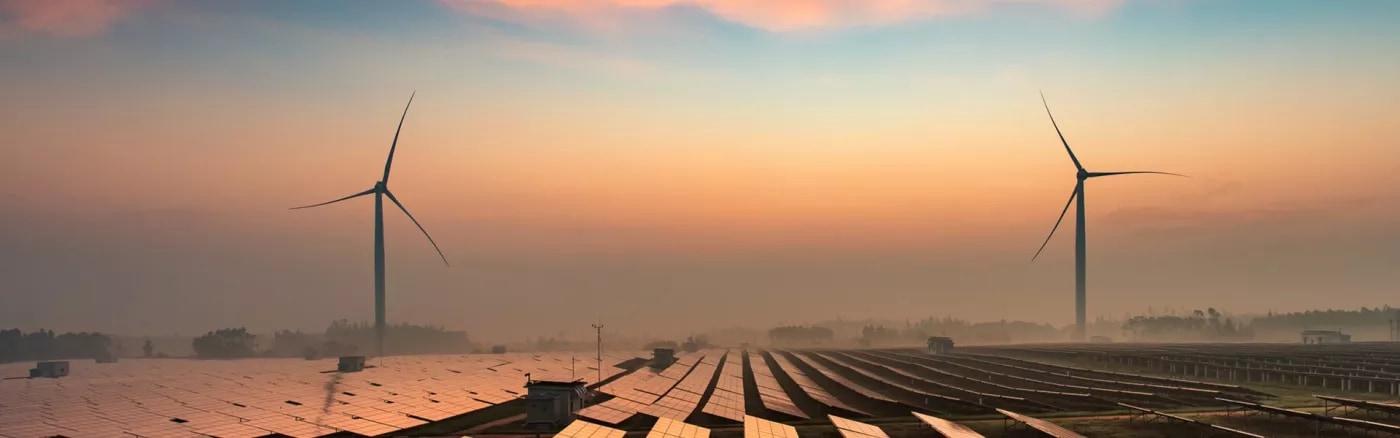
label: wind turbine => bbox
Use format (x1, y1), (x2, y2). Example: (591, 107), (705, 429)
(292, 92), (449, 358)
(1031, 91), (1183, 341)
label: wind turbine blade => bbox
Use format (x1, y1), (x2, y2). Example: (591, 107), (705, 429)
(1040, 90), (1083, 170)
(1032, 184), (1079, 262)
(290, 188), (375, 210)
(1086, 171), (1188, 178)
(381, 91), (416, 185)
(383, 190), (449, 267)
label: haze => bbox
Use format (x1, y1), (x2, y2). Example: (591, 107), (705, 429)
(2, 0), (1398, 342)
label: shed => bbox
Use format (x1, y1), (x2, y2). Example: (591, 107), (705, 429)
(338, 356), (367, 373)
(652, 348), (676, 366)
(29, 361), (69, 378)
(1301, 330), (1351, 344)
(927, 336), (955, 355)
(523, 379), (587, 428)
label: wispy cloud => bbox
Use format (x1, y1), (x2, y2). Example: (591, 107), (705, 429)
(0, 0), (156, 39)
(440, 0), (1125, 32)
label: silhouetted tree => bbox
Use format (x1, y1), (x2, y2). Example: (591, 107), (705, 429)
(264, 330), (314, 357)
(142, 338), (154, 358)
(192, 328), (257, 359)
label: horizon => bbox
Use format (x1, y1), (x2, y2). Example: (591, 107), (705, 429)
(3, 0), (1399, 343)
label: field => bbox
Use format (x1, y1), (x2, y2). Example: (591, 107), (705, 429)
(3, 343), (1399, 437)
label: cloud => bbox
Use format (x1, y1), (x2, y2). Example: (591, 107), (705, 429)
(440, 0), (1125, 32)
(0, 0), (155, 38)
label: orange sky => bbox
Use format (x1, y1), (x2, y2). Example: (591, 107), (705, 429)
(2, 0), (1398, 340)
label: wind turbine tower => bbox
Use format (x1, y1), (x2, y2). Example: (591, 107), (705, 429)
(1032, 92), (1184, 341)
(293, 92), (449, 358)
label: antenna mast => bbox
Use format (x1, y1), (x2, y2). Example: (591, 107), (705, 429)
(591, 322), (604, 384)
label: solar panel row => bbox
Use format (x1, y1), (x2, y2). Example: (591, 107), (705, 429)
(762, 352), (870, 416)
(700, 352), (746, 422)
(746, 352), (806, 419)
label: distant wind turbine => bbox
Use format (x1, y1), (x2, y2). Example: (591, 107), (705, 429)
(1031, 91), (1184, 341)
(292, 92), (449, 358)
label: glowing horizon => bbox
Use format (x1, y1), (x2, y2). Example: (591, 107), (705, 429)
(2, 0), (1398, 340)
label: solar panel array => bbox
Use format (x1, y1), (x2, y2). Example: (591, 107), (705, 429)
(786, 353), (896, 403)
(763, 353), (869, 416)
(700, 351), (746, 422)
(0, 352), (638, 438)
(827, 414), (889, 438)
(581, 353), (707, 425)
(640, 355), (720, 421)
(747, 352), (806, 419)
(645, 416), (712, 438)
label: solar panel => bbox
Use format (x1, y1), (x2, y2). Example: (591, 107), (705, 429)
(996, 409), (1085, 438)
(743, 414), (798, 438)
(828, 414), (889, 438)
(555, 419), (627, 438)
(912, 412), (984, 438)
(647, 416), (713, 438)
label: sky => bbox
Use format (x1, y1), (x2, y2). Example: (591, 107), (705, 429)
(2, 0), (1398, 342)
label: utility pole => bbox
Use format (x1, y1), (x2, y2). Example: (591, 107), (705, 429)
(591, 323), (604, 384)
(1391, 310), (1398, 342)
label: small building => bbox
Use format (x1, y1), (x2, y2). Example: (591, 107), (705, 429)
(927, 337), (955, 355)
(338, 356), (367, 373)
(491, 345), (507, 354)
(29, 361), (69, 378)
(523, 379), (587, 428)
(1302, 330), (1351, 344)
(652, 348), (675, 366)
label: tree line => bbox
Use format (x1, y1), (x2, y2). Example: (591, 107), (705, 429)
(1251, 306), (1397, 332)
(1122, 308), (1253, 341)
(189, 320), (473, 359)
(0, 329), (115, 363)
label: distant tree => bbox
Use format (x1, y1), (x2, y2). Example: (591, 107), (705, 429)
(324, 319), (471, 356)
(644, 340), (679, 350)
(192, 328), (257, 359)
(264, 330), (313, 357)
(142, 338), (154, 358)
(767, 326), (834, 346)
